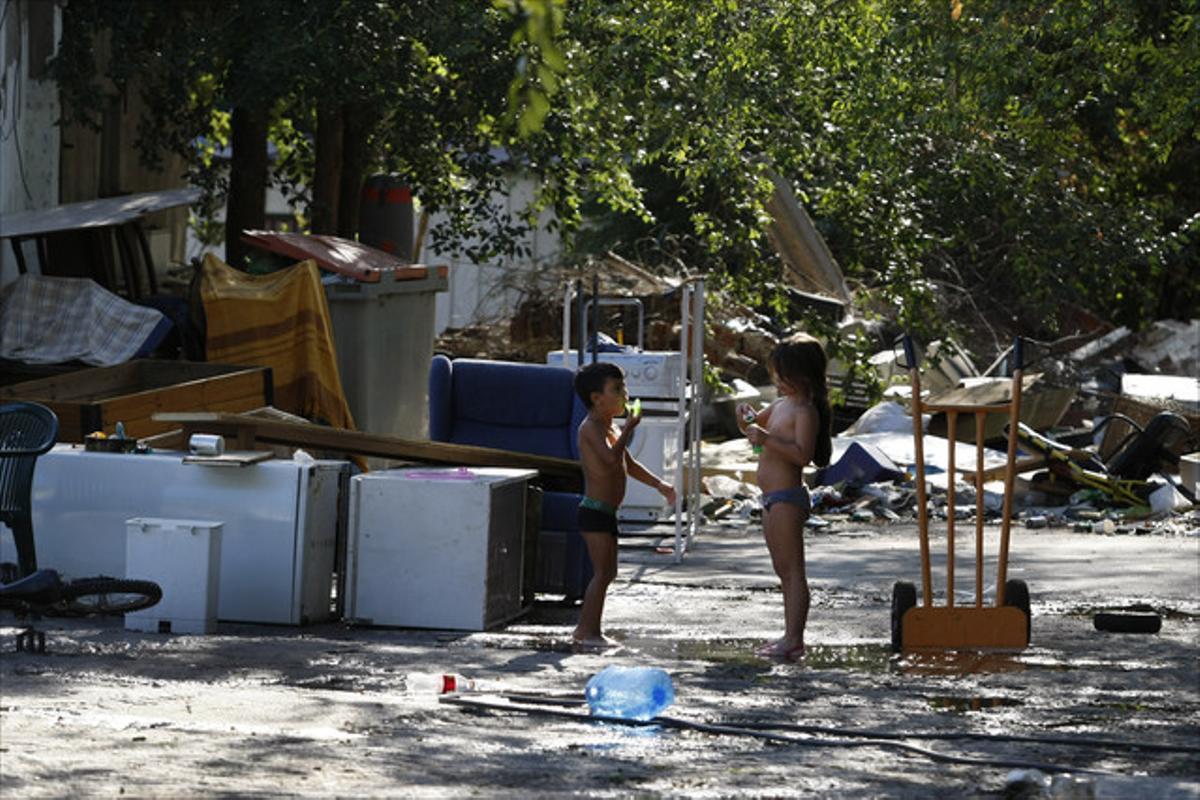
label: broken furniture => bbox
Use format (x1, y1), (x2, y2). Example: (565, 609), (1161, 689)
(343, 467), (535, 630)
(0, 188), (198, 302)
(0, 443), (347, 625)
(0, 360), (272, 442)
(926, 373), (1075, 444)
(891, 335), (1031, 652)
(240, 231), (449, 440)
(428, 356), (592, 599)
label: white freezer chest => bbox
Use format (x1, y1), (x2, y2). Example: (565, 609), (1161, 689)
(344, 467), (534, 631)
(0, 446), (347, 625)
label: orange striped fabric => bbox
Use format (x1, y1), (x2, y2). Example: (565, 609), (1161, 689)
(201, 254), (356, 432)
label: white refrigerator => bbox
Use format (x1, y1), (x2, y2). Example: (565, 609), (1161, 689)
(344, 467), (534, 631)
(0, 445), (348, 625)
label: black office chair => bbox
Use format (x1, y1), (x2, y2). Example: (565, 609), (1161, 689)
(1097, 411), (1191, 481)
(0, 402), (59, 580)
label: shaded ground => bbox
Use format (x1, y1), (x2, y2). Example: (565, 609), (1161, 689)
(1, 519), (1197, 798)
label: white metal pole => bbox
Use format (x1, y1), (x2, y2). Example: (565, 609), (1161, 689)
(674, 283), (690, 562)
(689, 278), (705, 547)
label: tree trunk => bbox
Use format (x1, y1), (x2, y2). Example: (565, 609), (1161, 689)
(337, 103), (375, 240)
(225, 106), (269, 269)
(311, 103), (344, 235)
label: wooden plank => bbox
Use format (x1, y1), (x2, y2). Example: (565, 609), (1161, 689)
(0, 361), (137, 401)
(960, 455), (1047, 483)
(153, 411), (584, 488)
(183, 450), (275, 467)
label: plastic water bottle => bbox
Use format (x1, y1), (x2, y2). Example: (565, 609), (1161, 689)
(744, 409), (763, 455)
(403, 672), (476, 695)
(585, 666), (675, 721)
(626, 398), (642, 417)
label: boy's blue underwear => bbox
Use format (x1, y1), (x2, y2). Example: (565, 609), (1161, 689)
(578, 496), (620, 536)
(761, 485), (811, 513)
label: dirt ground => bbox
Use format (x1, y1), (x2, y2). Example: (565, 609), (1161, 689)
(1, 518), (1197, 798)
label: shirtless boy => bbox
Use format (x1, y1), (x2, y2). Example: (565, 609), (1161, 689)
(573, 362), (677, 647)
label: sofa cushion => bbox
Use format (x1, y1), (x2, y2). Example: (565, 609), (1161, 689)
(541, 489), (583, 532)
(429, 355), (586, 460)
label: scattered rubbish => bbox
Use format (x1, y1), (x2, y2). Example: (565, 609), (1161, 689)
(1121, 374), (1200, 410)
(1067, 325), (1132, 364)
(1094, 607), (1163, 634)
(1005, 768), (1051, 796)
(840, 400), (925, 436)
(585, 666), (675, 721)
(1024, 515), (1048, 529)
(1102, 410), (1192, 480)
(927, 695), (1022, 712)
(926, 373), (1075, 444)
(1127, 319), (1200, 376)
(1047, 773), (1097, 799)
(818, 441), (905, 487)
(403, 672), (477, 695)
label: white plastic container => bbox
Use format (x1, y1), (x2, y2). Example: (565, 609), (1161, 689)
(125, 517), (222, 635)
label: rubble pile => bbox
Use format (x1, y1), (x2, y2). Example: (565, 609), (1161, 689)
(699, 314), (1198, 534)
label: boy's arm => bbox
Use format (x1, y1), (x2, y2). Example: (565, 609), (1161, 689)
(623, 452), (677, 503)
(579, 417), (639, 470)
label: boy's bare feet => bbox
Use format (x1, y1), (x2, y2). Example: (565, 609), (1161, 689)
(753, 639), (806, 660)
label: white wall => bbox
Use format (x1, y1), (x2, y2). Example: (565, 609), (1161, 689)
(426, 172), (562, 334)
(0, 0), (61, 287)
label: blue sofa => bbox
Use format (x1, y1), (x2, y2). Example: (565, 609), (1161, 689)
(428, 355), (593, 598)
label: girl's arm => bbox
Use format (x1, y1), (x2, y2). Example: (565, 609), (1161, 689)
(751, 405), (819, 467)
(735, 400), (773, 433)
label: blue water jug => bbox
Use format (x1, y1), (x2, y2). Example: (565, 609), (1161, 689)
(585, 666), (675, 721)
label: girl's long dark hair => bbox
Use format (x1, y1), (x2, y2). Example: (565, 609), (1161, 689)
(769, 333), (833, 467)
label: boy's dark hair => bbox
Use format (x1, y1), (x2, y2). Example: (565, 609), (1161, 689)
(769, 333), (834, 467)
(574, 361), (624, 408)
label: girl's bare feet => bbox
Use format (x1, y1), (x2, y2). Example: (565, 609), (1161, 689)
(753, 639), (805, 660)
(572, 631), (618, 651)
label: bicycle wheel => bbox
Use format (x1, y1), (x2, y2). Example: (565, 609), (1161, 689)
(56, 577), (162, 616)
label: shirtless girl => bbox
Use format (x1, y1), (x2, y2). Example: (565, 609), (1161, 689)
(737, 333), (833, 659)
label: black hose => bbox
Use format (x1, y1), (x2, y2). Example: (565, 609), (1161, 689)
(727, 720), (1200, 755)
(441, 695), (1117, 776)
(486, 693), (1199, 755)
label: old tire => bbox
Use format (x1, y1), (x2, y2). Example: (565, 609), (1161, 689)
(56, 578), (162, 616)
(1004, 579), (1031, 644)
(891, 581), (917, 653)
(1094, 611), (1162, 634)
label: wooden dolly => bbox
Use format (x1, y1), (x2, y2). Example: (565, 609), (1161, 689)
(891, 335), (1031, 652)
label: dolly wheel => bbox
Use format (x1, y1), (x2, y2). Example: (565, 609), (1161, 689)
(1004, 579), (1031, 644)
(890, 581), (917, 653)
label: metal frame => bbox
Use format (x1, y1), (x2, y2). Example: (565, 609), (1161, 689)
(558, 276), (706, 562)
